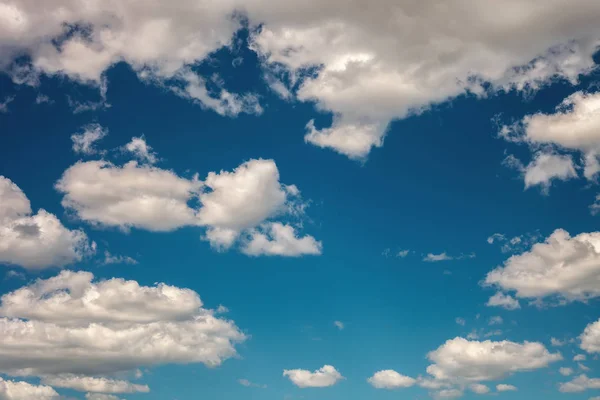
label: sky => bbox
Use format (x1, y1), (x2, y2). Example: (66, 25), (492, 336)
(1, 1), (600, 400)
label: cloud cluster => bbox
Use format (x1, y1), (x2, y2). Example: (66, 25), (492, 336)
(56, 156), (320, 255)
(0, 378), (59, 400)
(3, 1), (600, 157)
(367, 370), (416, 389)
(0, 176), (94, 269)
(0, 270), (245, 396)
(485, 229), (600, 302)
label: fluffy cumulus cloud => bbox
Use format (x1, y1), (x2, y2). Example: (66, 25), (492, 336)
(3, 1), (600, 157)
(0, 271), (245, 384)
(560, 367), (575, 376)
(241, 222), (322, 256)
(580, 319), (600, 354)
(469, 383), (490, 394)
(426, 337), (561, 382)
(249, 0), (600, 158)
(368, 370), (416, 389)
(0, 378), (59, 400)
(0, 176), (94, 269)
(486, 292), (520, 310)
(56, 157), (319, 254)
(503, 91), (600, 179)
(55, 160), (202, 232)
(485, 229), (600, 303)
(283, 365), (344, 388)
(496, 384), (517, 392)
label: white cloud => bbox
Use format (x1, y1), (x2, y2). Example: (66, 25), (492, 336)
(102, 251), (138, 265)
(3, 1), (600, 158)
(488, 316), (503, 326)
(0, 377), (58, 400)
(496, 384), (517, 392)
(503, 152), (577, 192)
(469, 383), (490, 394)
(551, 338), (565, 347)
(485, 229), (600, 302)
(0, 176), (94, 269)
(367, 370), (416, 389)
(426, 337), (562, 382)
(455, 317), (466, 326)
(241, 222), (322, 256)
(575, 354), (587, 361)
(250, 1), (600, 158)
(505, 91), (600, 179)
(397, 249), (409, 258)
(0, 270), (245, 379)
(334, 321), (344, 330)
(560, 374), (600, 393)
(71, 124), (107, 155)
(486, 293), (520, 310)
(123, 136), (158, 164)
(560, 367), (574, 376)
(591, 194), (600, 215)
(198, 159), (308, 250)
(424, 252), (452, 262)
(434, 388), (463, 399)
(42, 375), (149, 393)
(283, 365), (344, 388)
(581, 319), (600, 354)
(56, 160), (202, 232)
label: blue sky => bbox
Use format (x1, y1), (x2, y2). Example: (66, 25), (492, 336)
(2, 2), (600, 400)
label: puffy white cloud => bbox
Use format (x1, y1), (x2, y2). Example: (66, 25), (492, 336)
(249, 0), (600, 158)
(198, 159), (307, 249)
(55, 160), (202, 232)
(0, 176), (94, 269)
(469, 383), (490, 394)
(426, 337), (561, 382)
(503, 152), (577, 192)
(575, 354), (587, 361)
(56, 158), (320, 254)
(485, 229), (600, 302)
(560, 367), (575, 376)
(283, 365), (344, 388)
(486, 293), (520, 310)
(71, 124), (107, 155)
(4, 1), (600, 158)
(0, 270), (245, 378)
(523, 153), (577, 191)
(367, 370), (416, 389)
(551, 338), (565, 347)
(0, 377), (58, 400)
(123, 136), (158, 164)
(496, 384), (517, 392)
(241, 222), (322, 256)
(42, 375), (148, 393)
(505, 91), (600, 179)
(334, 321), (344, 330)
(580, 319), (600, 354)
(560, 374), (600, 392)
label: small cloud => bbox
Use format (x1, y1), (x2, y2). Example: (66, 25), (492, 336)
(455, 317), (466, 326)
(35, 94), (53, 104)
(124, 136), (159, 164)
(238, 379), (267, 389)
(486, 292), (521, 310)
(488, 316), (503, 326)
(551, 337), (565, 347)
(423, 252), (452, 262)
(215, 305), (229, 314)
(382, 248), (391, 258)
(0, 96), (15, 113)
(4, 270), (25, 280)
(72, 124), (108, 155)
(334, 321), (344, 330)
(559, 367), (574, 376)
(574, 354), (586, 362)
(103, 251), (138, 265)
(397, 249), (410, 258)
